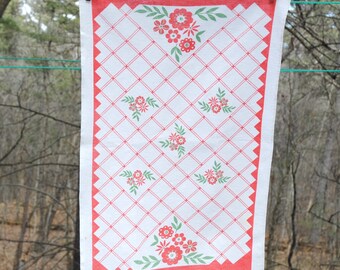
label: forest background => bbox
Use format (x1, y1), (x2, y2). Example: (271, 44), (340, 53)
(0, 1), (339, 269)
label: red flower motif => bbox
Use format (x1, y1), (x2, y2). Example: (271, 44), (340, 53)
(216, 170), (224, 179)
(137, 102), (149, 113)
(208, 176), (218, 185)
(204, 169), (214, 179)
(170, 143), (179, 151)
(208, 97), (219, 107)
(169, 9), (193, 30)
(172, 233), (186, 246)
(183, 240), (197, 254)
(183, 21), (199, 36)
(162, 245), (183, 265)
(156, 240), (170, 255)
(136, 177), (145, 186)
(153, 19), (169, 34)
(176, 136), (186, 145)
(169, 133), (179, 142)
(127, 178), (135, 186)
(159, 225), (174, 239)
(129, 103), (137, 111)
(166, 29), (181, 43)
(220, 98), (228, 106)
(135, 96), (145, 105)
(179, 38), (195, 53)
(212, 104), (222, 114)
(133, 170), (143, 179)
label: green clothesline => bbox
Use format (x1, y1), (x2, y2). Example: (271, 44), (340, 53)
(0, 65), (339, 73)
(0, 56), (80, 63)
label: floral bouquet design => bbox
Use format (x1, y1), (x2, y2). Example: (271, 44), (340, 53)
(199, 88), (235, 114)
(122, 95), (159, 121)
(160, 123), (186, 158)
(134, 217), (213, 268)
(120, 169), (156, 195)
(136, 6), (227, 62)
(195, 161), (230, 185)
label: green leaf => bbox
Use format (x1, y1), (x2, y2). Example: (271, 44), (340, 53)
(152, 261), (161, 268)
(175, 123), (186, 135)
(184, 256), (189, 264)
(120, 170), (133, 178)
(195, 174), (207, 184)
(196, 31), (205, 42)
(143, 5), (152, 11)
(122, 96), (135, 103)
(142, 263), (150, 270)
(154, 14), (165, 19)
(178, 146), (185, 158)
(199, 101), (211, 112)
(153, 6), (161, 13)
(135, 9), (147, 13)
(162, 7), (168, 17)
(134, 260), (144, 265)
(207, 7), (219, 13)
(130, 185), (138, 195)
(151, 235), (159, 246)
(187, 252), (197, 258)
(223, 106), (235, 113)
(160, 140), (171, 148)
(198, 14), (208, 21)
(175, 53), (180, 63)
(146, 97), (159, 108)
(203, 256), (214, 260)
(132, 110), (141, 121)
(216, 13), (227, 18)
(195, 7), (206, 14)
(208, 14), (216, 21)
(174, 216), (178, 224)
(171, 46), (177, 55)
(147, 12), (157, 17)
(177, 223), (182, 230)
(143, 256), (150, 262)
(150, 255), (158, 261)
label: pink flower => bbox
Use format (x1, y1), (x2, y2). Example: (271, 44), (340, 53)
(162, 245), (183, 265)
(183, 21), (199, 36)
(176, 136), (186, 145)
(129, 103), (137, 111)
(135, 96), (145, 105)
(166, 29), (181, 43)
(159, 225), (174, 239)
(169, 133), (179, 142)
(127, 178), (135, 186)
(153, 19), (169, 34)
(136, 177), (145, 186)
(208, 97), (219, 106)
(179, 38), (195, 53)
(183, 240), (197, 253)
(170, 143), (179, 151)
(220, 98), (228, 106)
(212, 104), (222, 114)
(133, 170), (143, 179)
(204, 169), (214, 179)
(172, 233), (186, 246)
(137, 102), (149, 113)
(216, 170), (224, 178)
(208, 176), (218, 185)
(156, 240), (170, 255)
(169, 9), (193, 30)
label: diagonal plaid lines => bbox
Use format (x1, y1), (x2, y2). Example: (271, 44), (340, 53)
(92, 3), (271, 269)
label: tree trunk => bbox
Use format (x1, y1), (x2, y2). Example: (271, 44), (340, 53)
(0, 0), (11, 18)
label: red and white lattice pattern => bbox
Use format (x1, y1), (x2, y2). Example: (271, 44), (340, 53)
(93, 3), (270, 269)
